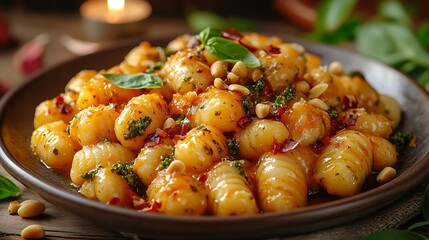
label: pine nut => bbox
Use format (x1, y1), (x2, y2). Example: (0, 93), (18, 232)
(21, 224), (45, 239)
(308, 98), (329, 111)
(167, 160), (186, 175)
(227, 72), (240, 83)
(185, 91), (197, 103)
(328, 61), (343, 76)
(251, 69), (263, 82)
(163, 117), (177, 130)
(211, 60), (227, 78)
(255, 103), (270, 118)
(377, 167), (397, 184)
(295, 81), (310, 93)
(228, 84), (250, 96)
(214, 78), (228, 90)
(18, 199), (45, 218)
(309, 83), (329, 99)
(231, 61), (247, 79)
(8, 200), (20, 215)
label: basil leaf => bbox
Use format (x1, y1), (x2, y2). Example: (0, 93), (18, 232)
(422, 182), (429, 221)
(0, 175), (20, 199)
(418, 22), (429, 49)
(362, 229), (429, 240)
(356, 22), (429, 67)
(102, 73), (163, 89)
(188, 11), (256, 34)
(196, 27), (222, 46)
(408, 221), (429, 231)
(205, 37), (260, 68)
(379, 0), (411, 26)
(316, 0), (358, 33)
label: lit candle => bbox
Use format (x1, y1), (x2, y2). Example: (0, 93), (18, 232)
(80, 0), (152, 41)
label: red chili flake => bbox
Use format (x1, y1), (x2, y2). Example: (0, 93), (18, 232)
(107, 197), (121, 206)
(122, 188), (136, 209)
(144, 133), (161, 148)
(279, 139), (300, 153)
(164, 124), (181, 137)
(148, 201), (161, 213)
(237, 116), (252, 128)
(267, 45), (280, 54)
(277, 106), (289, 116)
(222, 29), (243, 41)
(180, 124), (189, 136)
(196, 88), (203, 94)
(342, 95), (358, 110)
(198, 173), (208, 183)
(260, 78), (274, 97)
(55, 95), (73, 114)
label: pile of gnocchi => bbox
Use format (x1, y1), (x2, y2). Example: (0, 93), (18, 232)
(31, 29), (403, 216)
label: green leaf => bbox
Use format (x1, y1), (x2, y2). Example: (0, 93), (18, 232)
(356, 22), (429, 67)
(362, 229), (429, 240)
(205, 37), (260, 68)
(315, 0), (358, 33)
(187, 10), (256, 33)
(417, 21), (429, 49)
(306, 16), (360, 44)
(379, 0), (411, 26)
(0, 175), (20, 199)
(408, 221), (429, 231)
(102, 73), (163, 89)
(187, 11), (226, 33)
(422, 182), (429, 221)
(196, 27), (221, 46)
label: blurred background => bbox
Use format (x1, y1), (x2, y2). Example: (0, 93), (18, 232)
(0, 0), (428, 93)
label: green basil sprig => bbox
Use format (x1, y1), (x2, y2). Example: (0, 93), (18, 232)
(197, 28), (260, 68)
(0, 175), (20, 199)
(102, 73), (163, 89)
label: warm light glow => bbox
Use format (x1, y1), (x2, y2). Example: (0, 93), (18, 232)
(107, 0), (125, 11)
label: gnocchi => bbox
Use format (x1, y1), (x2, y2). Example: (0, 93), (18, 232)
(30, 29), (407, 216)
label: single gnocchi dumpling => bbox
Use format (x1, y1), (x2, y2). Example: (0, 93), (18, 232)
(314, 130), (373, 197)
(146, 170), (208, 215)
(206, 160), (259, 216)
(31, 120), (80, 170)
(175, 124), (227, 172)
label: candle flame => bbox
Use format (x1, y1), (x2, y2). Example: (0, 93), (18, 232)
(107, 0), (125, 11)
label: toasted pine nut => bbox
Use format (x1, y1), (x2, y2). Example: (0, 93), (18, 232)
(251, 69), (263, 82)
(377, 167), (397, 184)
(308, 98), (329, 111)
(185, 91), (197, 103)
(167, 160), (186, 175)
(231, 61), (247, 79)
(21, 224), (45, 239)
(227, 72), (240, 83)
(328, 61), (343, 76)
(163, 117), (177, 130)
(8, 200), (20, 215)
(18, 199), (45, 218)
(211, 60), (227, 78)
(228, 84), (250, 96)
(255, 103), (270, 118)
(309, 83), (329, 99)
(214, 78), (228, 90)
(295, 81), (310, 93)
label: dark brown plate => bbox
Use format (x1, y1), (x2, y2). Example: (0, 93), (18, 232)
(1, 35), (429, 240)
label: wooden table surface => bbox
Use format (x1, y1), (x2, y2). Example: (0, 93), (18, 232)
(0, 6), (426, 240)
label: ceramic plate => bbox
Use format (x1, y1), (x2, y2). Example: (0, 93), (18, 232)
(1, 35), (429, 239)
